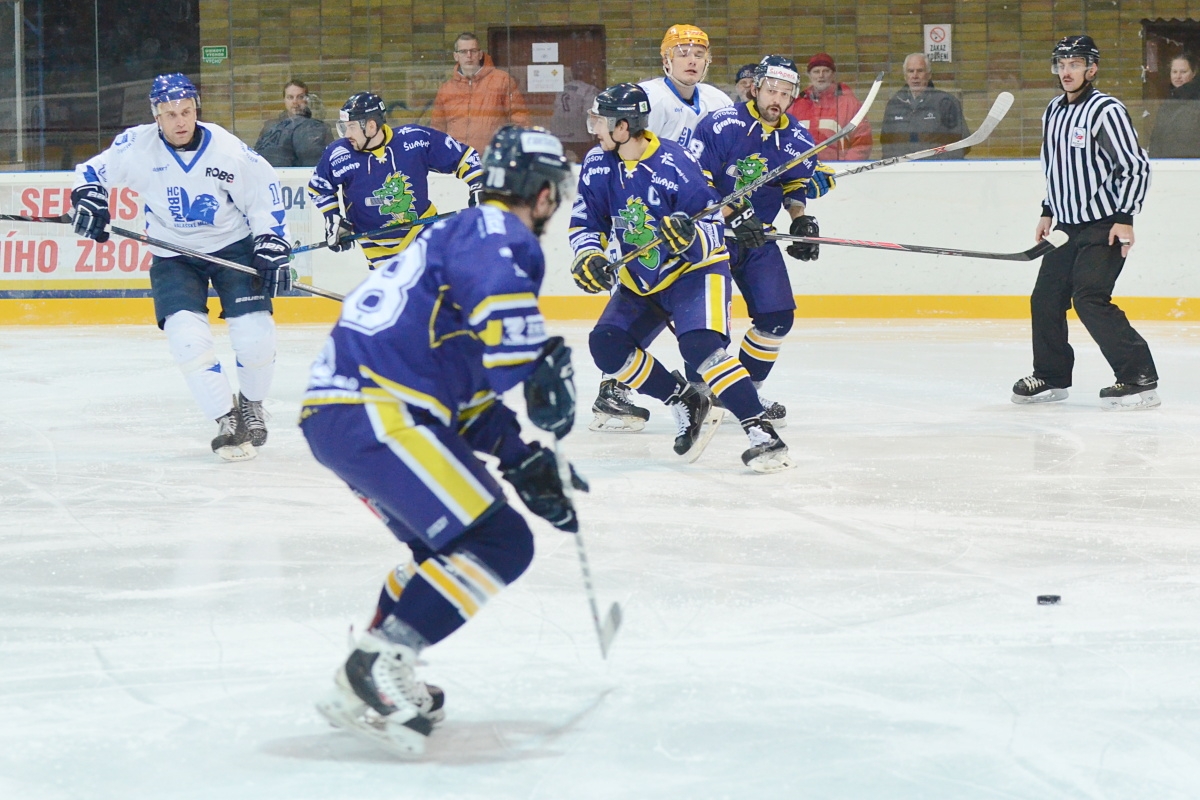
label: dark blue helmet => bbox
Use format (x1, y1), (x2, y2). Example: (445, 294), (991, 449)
(589, 83), (651, 135)
(1051, 35), (1100, 73)
(481, 125), (572, 204)
(338, 91), (386, 134)
(149, 73), (199, 115)
(754, 55), (802, 98)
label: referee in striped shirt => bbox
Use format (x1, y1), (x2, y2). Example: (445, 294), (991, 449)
(1012, 35), (1159, 411)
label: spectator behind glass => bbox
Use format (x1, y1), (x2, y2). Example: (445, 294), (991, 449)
(733, 63), (758, 103)
(431, 32), (531, 153)
(1149, 53), (1200, 158)
(253, 80), (333, 167)
(880, 54), (969, 159)
(786, 53), (872, 160)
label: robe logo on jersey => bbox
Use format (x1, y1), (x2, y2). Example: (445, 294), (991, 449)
(614, 197), (661, 270)
(166, 186), (219, 226)
(732, 155), (768, 192)
(364, 171), (418, 223)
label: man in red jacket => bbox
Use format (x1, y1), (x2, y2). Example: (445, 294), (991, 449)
(786, 53), (872, 161)
(431, 32), (531, 153)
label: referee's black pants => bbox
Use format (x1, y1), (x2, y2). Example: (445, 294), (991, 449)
(1030, 221), (1157, 388)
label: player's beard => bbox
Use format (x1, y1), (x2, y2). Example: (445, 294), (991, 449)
(758, 102), (784, 125)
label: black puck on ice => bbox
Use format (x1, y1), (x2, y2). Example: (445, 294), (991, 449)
(1037, 595), (1061, 605)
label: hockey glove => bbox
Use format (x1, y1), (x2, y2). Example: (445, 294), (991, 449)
(726, 197), (766, 250)
(71, 184), (111, 243)
(805, 162), (837, 200)
(524, 336), (575, 439)
(468, 185), (483, 208)
(324, 213), (355, 252)
(571, 251), (614, 294)
(660, 212), (697, 255)
(253, 233), (293, 296)
(502, 445), (589, 533)
(786, 215), (820, 262)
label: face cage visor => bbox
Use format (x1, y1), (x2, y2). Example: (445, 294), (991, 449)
(1050, 55), (1098, 75)
(755, 76), (800, 100)
(152, 97), (200, 118)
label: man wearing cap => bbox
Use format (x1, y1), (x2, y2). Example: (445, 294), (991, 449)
(880, 53), (969, 159)
(786, 53), (873, 160)
(733, 64), (758, 103)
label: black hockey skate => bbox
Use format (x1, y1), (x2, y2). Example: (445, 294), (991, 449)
(667, 376), (724, 462)
(741, 416), (794, 473)
(237, 392), (269, 447)
(316, 631), (445, 757)
(590, 379), (650, 432)
(1011, 375), (1068, 405)
(211, 399), (256, 461)
(755, 388), (786, 427)
(1100, 380), (1161, 411)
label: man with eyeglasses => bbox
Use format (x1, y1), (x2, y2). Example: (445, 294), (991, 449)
(432, 32), (531, 153)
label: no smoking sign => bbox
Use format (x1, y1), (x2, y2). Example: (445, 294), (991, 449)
(923, 24), (953, 63)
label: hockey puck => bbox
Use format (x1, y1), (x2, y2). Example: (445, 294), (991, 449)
(1037, 595), (1061, 605)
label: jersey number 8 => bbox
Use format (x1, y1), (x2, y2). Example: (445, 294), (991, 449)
(340, 241), (428, 336)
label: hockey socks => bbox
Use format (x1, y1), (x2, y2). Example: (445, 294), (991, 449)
(739, 326), (786, 383)
(699, 352), (763, 422)
(610, 347), (679, 402)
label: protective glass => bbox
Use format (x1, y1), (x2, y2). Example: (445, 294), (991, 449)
(585, 111), (614, 136)
(668, 44), (709, 60)
(1050, 56), (1094, 75)
(152, 98), (199, 118)
(756, 77), (798, 97)
(336, 118), (365, 138)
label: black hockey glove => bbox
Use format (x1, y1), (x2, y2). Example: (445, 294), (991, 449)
(253, 233), (293, 296)
(71, 183), (111, 243)
(572, 251), (614, 294)
(524, 336), (575, 439)
(726, 197), (766, 250)
(324, 213), (355, 252)
(502, 445), (589, 533)
(786, 215), (820, 262)
(660, 212), (697, 255)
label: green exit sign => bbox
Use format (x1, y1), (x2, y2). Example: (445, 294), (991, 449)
(202, 46), (229, 65)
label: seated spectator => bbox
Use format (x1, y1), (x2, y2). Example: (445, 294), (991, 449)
(431, 32), (530, 153)
(254, 80), (333, 167)
(787, 53), (872, 160)
(733, 63), (757, 103)
(880, 54), (969, 159)
(1149, 53), (1200, 158)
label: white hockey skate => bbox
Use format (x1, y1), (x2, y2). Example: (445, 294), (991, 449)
(1010, 375), (1068, 405)
(211, 401), (256, 461)
(316, 630), (444, 757)
(668, 381), (724, 463)
(1099, 381), (1161, 411)
(741, 416), (794, 473)
(589, 379), (650, 432)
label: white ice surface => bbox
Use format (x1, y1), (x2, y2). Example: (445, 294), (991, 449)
(2, 320), (1199, 799)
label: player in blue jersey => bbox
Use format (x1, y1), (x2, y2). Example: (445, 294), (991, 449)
(308, 92), (484, 267)
(569, 83), (792, 472)
(72, 73), (290, 461)
(300, 125), (580, 756)
(694, 55), (838, 427)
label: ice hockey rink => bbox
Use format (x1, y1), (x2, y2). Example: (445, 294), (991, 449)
(2, 318), (1199, 799)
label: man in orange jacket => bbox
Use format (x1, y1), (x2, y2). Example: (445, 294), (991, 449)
(431, 32), (531, 153)
(786, 53), (873, 161)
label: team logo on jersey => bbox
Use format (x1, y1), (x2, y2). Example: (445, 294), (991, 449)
(364, 171), (417, 223)
(733, 155), (769, 192)
(614, 197), (661, 270)
(166, 187), (219, 226)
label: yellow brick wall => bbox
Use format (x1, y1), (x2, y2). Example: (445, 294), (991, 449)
(198, 0), (1200, 157)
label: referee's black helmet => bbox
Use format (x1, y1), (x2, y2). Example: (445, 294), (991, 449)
(1051, 35), (1100, 73)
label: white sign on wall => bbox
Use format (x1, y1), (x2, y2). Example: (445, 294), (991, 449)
(531, 42), (558, 63)
(924, 24), (952, 63)
(527, 64), (565, 93)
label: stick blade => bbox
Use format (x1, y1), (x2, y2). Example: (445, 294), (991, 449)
(989, 91), (1015, 120)
(598, 603), (622, 658)
(1046, 229), (1069, 249)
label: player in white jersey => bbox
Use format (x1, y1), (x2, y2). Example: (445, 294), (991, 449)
(72, 73), (291, 461)
(638, 24), (733, 156)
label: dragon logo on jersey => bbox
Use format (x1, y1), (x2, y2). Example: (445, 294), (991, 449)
(615, 197), (661, 270)
(166, 186), (219, 226)
(365, 171), (417, 223)
(733, 155), (769, 192)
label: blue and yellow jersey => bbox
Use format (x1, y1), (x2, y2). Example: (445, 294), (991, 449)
(303, 203), (549, 425)
(569, 132), (727, 297)
(693, 102), (818, 227)
(308, 124), (483, 264)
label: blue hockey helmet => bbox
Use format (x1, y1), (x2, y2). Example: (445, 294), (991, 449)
(754, 55), (802, 98)
(587, 83), (651, 136)
(481, 124), (572, 205)
(1051, 35), (1100, 73)
(338, 91), (386, 136)
(149, 73), (200, 116)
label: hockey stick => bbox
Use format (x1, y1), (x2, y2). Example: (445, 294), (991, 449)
(765, 228), (1070, 262)
(554, 439), (622, 659)
(601, 72), (886, 275)
(292, 209), (460, 255)
(833, 91), (1014, 179)
(0, 213), (72, 223)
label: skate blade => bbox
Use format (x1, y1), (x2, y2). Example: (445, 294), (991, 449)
(589, 412), (646, 433)
(316, 697), (428, 757)
(1101, 390), (1161, 411)
(215, 441), (257, 461)
(1011, 389), (1068, 405)
(748, 451), (795, 474)
(681, 407), (726, 464)
(765, 416), (787, 429)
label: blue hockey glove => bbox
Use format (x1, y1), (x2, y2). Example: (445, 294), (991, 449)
(571, 251), (614, 294)
(660, 212), (697, 255)
(524, 336), (575, 439)
(253, 233), (293, 296)
(805, 162), (837, 200)
(726, 197), (766, 249)
(71, 184), (111, 243)
(502, 445), (588, 532)
(323, 213), (355, 252)
(786, 215), (820, 262)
